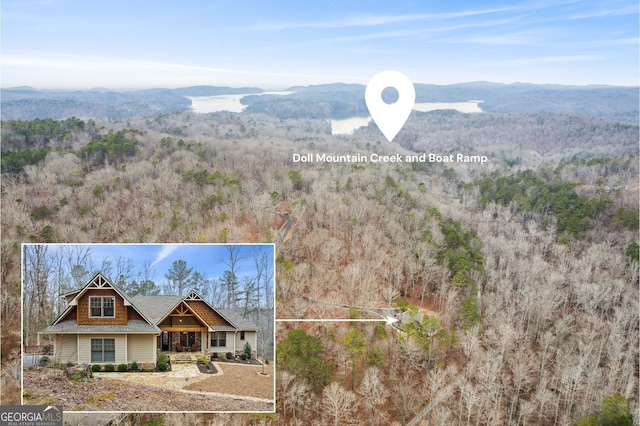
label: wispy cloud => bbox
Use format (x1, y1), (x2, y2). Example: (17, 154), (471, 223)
(442, 28), (557, 46)
(249, 6), (521, 31)
(491, 55), (603, 66)
(285, 17), (525, 46)
(568, 5), (639, 19)
(150, 245), (179, 269)
(2, 54), (363, 81)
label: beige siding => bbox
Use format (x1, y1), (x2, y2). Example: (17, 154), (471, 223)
(208, 331), (232, 353)
(55, 334), (78, 363)
(78, 335), (126, 364)
(235, 331), (257, 356)
(208, 331), (257, 356)
(127, 334), (156, 363)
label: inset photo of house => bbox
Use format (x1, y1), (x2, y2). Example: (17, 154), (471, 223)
(22, 243), (275, 413)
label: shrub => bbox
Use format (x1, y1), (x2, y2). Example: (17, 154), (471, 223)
(104, 364), (115, 372)
(240, 353), (247, 360)
(156, 352), (169, 371)
(220, 353), (226, 361)
(226, 352), (234, 360)
(42, 345), (51, 354)
(396, 300), (418, 313)
(117, 363), (128, 372)
(38, 356), (50, 367)
(91, 364), (101, 372)
(50, 359), (64, 370)
(30, 206), (53, 220)
(626, 242), (639, 263)
(243, 342), (252, 359)
(130, 361), (138, 371)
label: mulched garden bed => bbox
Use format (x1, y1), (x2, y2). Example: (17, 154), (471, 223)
(211, 356), (263, 366)
(196, 361), (218, 374)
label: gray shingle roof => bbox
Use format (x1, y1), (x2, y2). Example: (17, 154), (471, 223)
(130, 295), (259, 331)
(217, 309), (259, 331)
(209, 325), (237, 332)
(130, 295), (183, 324)
(42, 319), (160, 334)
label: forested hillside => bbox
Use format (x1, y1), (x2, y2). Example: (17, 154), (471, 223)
(1, 110), (637, 425)
(2, 82), (638, 122)
(383, 110), (638, 166)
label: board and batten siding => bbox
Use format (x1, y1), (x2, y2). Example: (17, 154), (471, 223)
(78, 335), (126, 364)
(127, 334), (156, 363)
(55, 334), (78, 363)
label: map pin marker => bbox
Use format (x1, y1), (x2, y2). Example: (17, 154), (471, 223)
(365, 70), (415, 142)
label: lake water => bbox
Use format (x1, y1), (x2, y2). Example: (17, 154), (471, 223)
(413, 101), (482, 113)
(188, 91), (293, 113)
(189, 95), (483, 135)
(330, 117), (373, 135)
(330, 101), (483, 135)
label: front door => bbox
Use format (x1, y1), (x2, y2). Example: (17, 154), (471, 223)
(180, 332), (188, 347)
(161, 332), (169, 351)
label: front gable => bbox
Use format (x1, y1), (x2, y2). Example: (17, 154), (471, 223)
(182, 290), (233, 328)
(186, 300), (234, 328)
(76, 287), (127, 326)
(50, 273), (155, 329)
(157, 300), (215, 331)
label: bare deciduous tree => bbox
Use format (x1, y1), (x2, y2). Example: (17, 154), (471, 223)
(321, 382), (357, 426)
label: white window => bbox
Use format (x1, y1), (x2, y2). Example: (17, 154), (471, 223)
(89, 296), (115, 318)
(91, 338), (115, 362)
(210, 331), (226, 347)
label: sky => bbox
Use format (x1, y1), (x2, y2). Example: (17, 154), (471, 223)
(28, 243), (275, 292)
(1, 0), (638, 89)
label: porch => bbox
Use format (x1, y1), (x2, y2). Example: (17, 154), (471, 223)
(158, 330), (207, 353)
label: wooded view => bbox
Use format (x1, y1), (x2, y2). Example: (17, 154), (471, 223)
(1, 95), (637, 424)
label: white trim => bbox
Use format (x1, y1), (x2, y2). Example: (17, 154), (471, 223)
(88, 296), (116, 319)
(152, 334), (157, 364)
(90, 337), (116, 363)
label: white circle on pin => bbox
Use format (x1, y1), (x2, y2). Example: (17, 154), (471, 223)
(365, 71), (415, 142)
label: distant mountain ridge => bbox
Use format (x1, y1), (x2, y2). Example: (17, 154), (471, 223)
(1, 82), (637, 122)
(171, 86), (264, 96)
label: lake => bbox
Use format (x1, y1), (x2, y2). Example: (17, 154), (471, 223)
(189, 95), (483, 135)
(330, 101), (483, 135)
(188, 91), (293, 113)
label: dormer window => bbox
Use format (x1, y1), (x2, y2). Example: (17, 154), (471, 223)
(90, 296), (115, 318)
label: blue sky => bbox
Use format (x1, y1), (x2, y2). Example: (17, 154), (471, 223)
(32, 244), (274, 291)
(2, 0), (638, 88)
